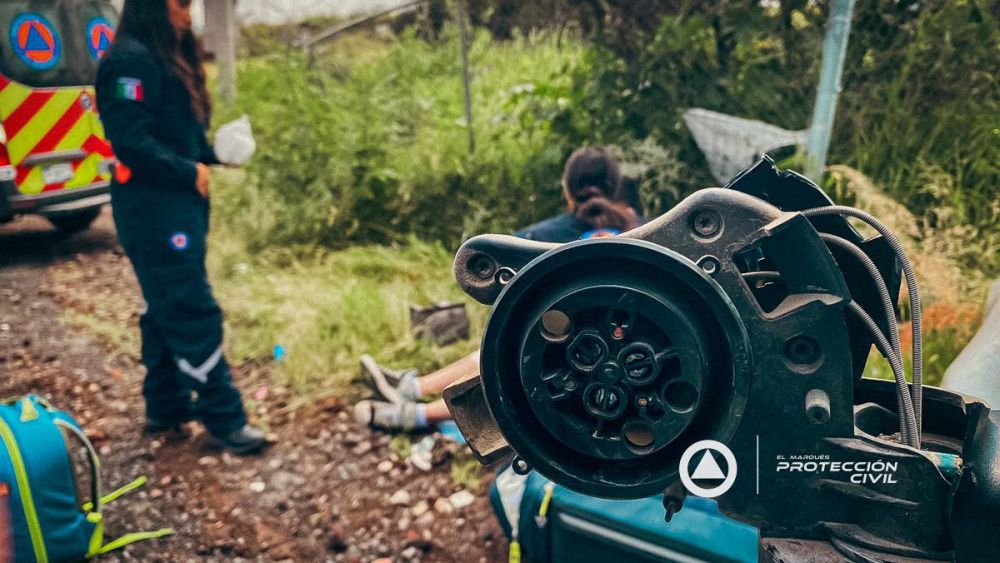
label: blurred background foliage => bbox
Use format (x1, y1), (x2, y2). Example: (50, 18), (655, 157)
(208, 0), (997, 390)
(222, 0), (997, 268)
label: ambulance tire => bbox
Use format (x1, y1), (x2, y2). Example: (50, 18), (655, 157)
(47, 207), (101, 233)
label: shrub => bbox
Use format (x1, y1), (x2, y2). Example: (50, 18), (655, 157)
(216, 29), (587, 251)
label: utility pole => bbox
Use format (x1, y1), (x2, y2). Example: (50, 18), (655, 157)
(804, 0), (856, 182)
(205, 0), (238, 105)
(456, 0), (474, 154)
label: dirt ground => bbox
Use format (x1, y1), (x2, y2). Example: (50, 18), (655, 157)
(0, 209), (508, 562)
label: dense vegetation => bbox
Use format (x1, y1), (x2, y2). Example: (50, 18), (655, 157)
(221, 1), (997, 268)
(208, 2), (997, 391)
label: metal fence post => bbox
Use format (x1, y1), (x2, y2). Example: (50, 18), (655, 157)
(805, 0), (856, 182)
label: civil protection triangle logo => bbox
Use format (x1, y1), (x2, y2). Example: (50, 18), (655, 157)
(679, 440), (738, 498)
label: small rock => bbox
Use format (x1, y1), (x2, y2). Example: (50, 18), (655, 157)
(248, 480), (266, 493)
(353, 440), (373, 455)
(414, 511), (435, 527)
(401, 546), (419, 559)
(269, 470), (306, 492)
(433, 497), (453, 515)
(158, 475), (173, 486)
(449, 490), (475, 510)
(197, 456), (219, 467)
(149, 488), (164, 499)
(410, 500), (430, 517)
(377, 460), (393, 473)
(390, 490), (411, 506)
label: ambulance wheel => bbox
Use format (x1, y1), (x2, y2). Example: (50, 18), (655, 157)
(47, 207), (101, 233)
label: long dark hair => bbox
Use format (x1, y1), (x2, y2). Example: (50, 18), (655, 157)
(117, 0), (211, 124)
(563, 147), (640, 232)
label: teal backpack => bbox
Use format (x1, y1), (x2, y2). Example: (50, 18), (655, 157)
(0, 395), (172, 562)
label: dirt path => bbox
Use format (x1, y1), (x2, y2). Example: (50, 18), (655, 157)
(0, 209), (507, 562)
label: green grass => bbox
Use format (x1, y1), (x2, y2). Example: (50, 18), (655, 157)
(212, 28), (586, 251)
(208, 172), (487, 394)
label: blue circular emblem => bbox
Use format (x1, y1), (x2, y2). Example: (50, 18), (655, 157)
(170, 232), (189, 251)
(9, 13), (62, 70)
(86, 17), (114, 61)
(580, 228), (621, 239)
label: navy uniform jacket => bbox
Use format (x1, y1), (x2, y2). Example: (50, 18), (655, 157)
(96, 34), (218, 193)
(514, 212), (591, 243)
(514, 211), (643, 242)
(95, 34), (220, 277)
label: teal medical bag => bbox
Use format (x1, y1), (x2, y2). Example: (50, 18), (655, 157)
(491, 467), (759, 562)
(0, 395), (171, 562)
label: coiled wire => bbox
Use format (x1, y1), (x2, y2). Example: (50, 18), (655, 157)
(802, 206), (923, 446)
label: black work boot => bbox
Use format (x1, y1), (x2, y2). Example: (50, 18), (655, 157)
(144, 416), (191, 437)
(211, 424), (267, 455)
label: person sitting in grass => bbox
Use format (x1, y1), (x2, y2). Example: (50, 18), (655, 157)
(355, 146), (642, 430)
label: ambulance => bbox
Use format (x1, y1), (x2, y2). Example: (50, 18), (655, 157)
(0, 0), (117, 232)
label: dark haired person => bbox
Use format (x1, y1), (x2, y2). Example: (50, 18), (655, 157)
(516, 146), (640, 242)
(356, 146), (641, 430)
(95, 0), (265, 453)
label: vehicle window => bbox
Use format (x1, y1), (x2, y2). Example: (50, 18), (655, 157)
(0, 0), (118, 88)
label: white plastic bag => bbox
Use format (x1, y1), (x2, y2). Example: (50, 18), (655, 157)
(214, 115), (256, 166)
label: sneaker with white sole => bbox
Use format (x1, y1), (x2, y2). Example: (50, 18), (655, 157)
(354, 400), (422, 431)
(379, 363), (419, 387)
(360, 354), (417, 404)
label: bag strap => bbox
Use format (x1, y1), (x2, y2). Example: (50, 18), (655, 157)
(84, 512), (173, 558)
(81, 476), (146, 513)
(53, 419), (103, 513)
(54, 420), (174, 556)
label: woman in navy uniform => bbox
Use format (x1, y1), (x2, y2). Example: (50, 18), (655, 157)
(95, 0), (264, 453)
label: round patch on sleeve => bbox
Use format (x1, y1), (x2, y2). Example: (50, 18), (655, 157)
(86, 17), (114, 61)
(9, 13), (62, 70)
(580, 228), (621, 239)
(169, 232), (189, 251)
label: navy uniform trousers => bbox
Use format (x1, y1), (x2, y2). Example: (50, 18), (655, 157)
(111, 183), (246, 435)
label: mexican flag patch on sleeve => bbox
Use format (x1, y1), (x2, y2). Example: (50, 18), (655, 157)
(116, 77), (144, 101)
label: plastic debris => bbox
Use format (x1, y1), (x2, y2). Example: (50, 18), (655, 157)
(214, 115), (256, 166)
(409, 436), (435, 471)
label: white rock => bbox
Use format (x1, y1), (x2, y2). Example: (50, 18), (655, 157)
(248, 480), (266, 493)
(389, 490), (411, 506)
(449, 490), (475, 509)
(197, 456), (219, 467)
(410, 500), (430, 517)
(433, 497), (454, 514)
